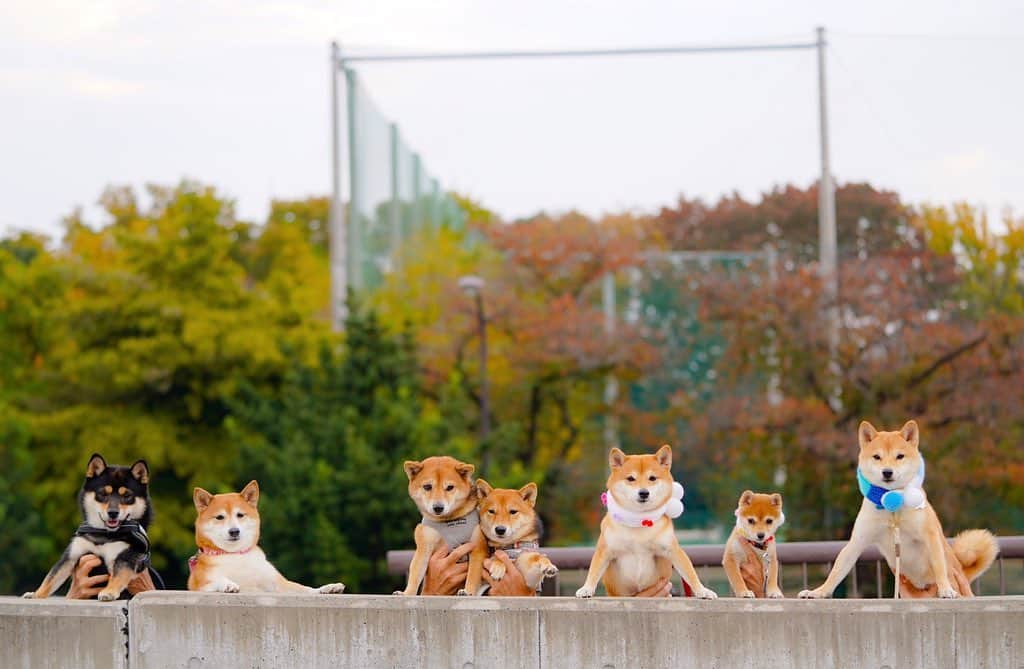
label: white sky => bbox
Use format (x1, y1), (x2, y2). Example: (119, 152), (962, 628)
(2, 0), (1022, 239)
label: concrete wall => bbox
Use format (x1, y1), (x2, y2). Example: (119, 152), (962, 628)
(3, 593), (1023, 668)
(0, 597), (128, 669)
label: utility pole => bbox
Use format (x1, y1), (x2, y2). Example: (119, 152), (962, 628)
(816, 26), (841, 411)
(328, 41), (347, 331)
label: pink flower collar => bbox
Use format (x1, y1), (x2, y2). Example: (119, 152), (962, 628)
(601, 482), (685, 528)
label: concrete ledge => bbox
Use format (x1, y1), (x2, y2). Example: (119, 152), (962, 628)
(127, 593), (1024, 669)
(0, 596), (128, 669)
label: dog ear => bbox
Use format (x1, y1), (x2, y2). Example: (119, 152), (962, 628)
(403, 460), (423, 481)
(770, 493), (783, 507)
(655, 444), (673, 468)
(455, 462), (475, 480)
(858, 421), (878, 449)
(608, 448), (626, 469)
(899, 420), (920, 448)
(739, 490), (755, 506)
(475, 478), (493, 498)
(193, 487), (213, 512)
(240, 480), (260, 507)
(519, 483), (538, 507)
(86, 453), (107, 478)
(130, 460), (150, 485)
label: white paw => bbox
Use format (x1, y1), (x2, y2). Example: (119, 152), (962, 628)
(392, 590), (406, 596)
(697, 587), (718, 600)
(22, 591), (36, 599)
(740, 590), (755, 599)
(938, 587), (959, 599)
(97, 591), (118, 602)
(488, 563), (506, 582)
(220, 580), (240, 593)
(543, 564), (559, 578)
(767, 590), (784, 599)
(455, 589), (469, 597)
(575, 586), (594, 599)
(317, 583), (345, 594)
(798, 589), (827, 599)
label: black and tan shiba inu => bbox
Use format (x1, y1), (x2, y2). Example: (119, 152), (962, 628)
(24, 453), (153, 601)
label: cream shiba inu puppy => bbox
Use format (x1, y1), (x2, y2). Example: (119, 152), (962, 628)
(458, 480), (558, 596)
(576, 446), (717, 599)
(396, 456), (479, 596)
(799, 420), (997, 599)
(722, 491), (785, 599)
(187, 481), (345, 594)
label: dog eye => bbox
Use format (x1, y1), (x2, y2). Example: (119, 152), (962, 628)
(123, 495), (134, 503)
(896, 454), (905, 460)
(873, 454), (881, 461)
(96, 493), (108, 502)
(766, 518), (773, 524)
(748, 518), (755, 524)
(215, 514), (225, 520)
(236, 512), (245, 518)
(648, 475), (656, 482)
(445, 484), (454, 491)
(626, 475), (636, 482)
(510, 509), (518, 515)
(488, 509), (496, 514)
(423, 484), (433, 491)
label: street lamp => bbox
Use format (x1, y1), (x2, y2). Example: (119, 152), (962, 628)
(458, 275), (491, 468)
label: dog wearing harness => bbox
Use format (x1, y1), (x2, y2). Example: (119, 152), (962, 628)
(723, 490), (785, 598)
(799, 420), (998, 600)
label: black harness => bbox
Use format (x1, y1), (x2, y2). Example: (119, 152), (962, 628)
(74, 521), (165, 591)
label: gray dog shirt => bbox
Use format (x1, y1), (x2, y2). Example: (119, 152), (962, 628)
(421, 509), (480, 561)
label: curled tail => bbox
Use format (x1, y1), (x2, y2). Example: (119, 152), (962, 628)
(952, 529), (999, 582)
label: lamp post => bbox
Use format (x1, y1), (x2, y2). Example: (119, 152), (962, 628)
(458, 275), (491, 467)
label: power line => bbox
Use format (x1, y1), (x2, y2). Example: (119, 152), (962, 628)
(339, 41), (816, 64)
(833, 31), (1024, 42)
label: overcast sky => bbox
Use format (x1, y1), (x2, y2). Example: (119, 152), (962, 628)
(2, 1), (1022, 239)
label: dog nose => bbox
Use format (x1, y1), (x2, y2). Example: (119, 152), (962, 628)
(228, 528), (240, 538)
(882, 469), (894, 479)
(107, 510), (119, 519)
(638, 489), (650, 500)
(494, 526), (507, 536)
(757, 532), (765, 540)
(432, 504), (445, 514)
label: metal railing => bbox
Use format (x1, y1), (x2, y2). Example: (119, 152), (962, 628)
(387, 535), (1024, 597)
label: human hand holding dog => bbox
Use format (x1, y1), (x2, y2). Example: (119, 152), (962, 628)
(483, 551), (534, 596)
(420, 543), (474, 595)
(67, 554), (156, 599)
(635, 577), (672, 597)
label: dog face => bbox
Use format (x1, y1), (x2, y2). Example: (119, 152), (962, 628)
(79, 453), (151, 531)
(475, 480), (538, 544)
(606, 445), (674, 512)
(193, 481), (261, 552)
(734, 490), (784, 542)
(403, 456), (476, 519)
(858, 420), (922, 488)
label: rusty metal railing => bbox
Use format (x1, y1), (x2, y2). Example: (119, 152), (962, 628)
(386, 535), (1024, 597)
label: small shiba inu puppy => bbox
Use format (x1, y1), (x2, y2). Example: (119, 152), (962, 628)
(799, 420), (998, 599)
(458, 479), (557, 596)
(24, 453), (153, 601)
(722, 491), (785, 599)
(187, 481), (345, 594)
(396, 456), (479, 596)
(576, 446), (717, 599)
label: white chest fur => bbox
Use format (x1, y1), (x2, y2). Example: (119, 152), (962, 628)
(202, 549), (286, 591)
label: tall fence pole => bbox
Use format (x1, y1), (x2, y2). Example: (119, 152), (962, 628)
(816, 26), (840, 410)
(328, 42), (347, 331)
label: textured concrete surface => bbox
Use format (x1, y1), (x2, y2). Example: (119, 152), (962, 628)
(0, 596), (128, 669)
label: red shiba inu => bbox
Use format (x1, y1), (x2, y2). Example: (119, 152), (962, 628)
(799, 420), (998, 599)
(722, 491), (785, 598)
(576, 446), (717, 599)
(458, 479), (558, 596)
(395, 456), (479, 596)
(187, 481), (345, 594)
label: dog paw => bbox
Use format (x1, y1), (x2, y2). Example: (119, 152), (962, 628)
(220, 580), (240, 593)
(22, 591), (36, 599)
(392, 590), (406, 596)
(697, 587), (718, 600)
(740, 590), (755, 599)
(488, 563), (506, 581)
(97, 590), (118, 602)
(318, 583), (345, 594)
(456, 589), (469, 597)
(938, 587), (959, 599)
(575, 586), (595, 599)
(542, 564), (560, 578)
(767, 589), (784, 599)
(798, 588), (827, 599)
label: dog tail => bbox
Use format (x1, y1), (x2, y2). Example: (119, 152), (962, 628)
(951, 529), (999, 582)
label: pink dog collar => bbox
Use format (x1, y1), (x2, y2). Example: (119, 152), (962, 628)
(187, 546), (253, 573)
